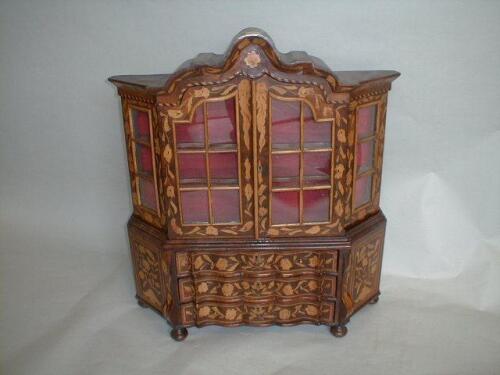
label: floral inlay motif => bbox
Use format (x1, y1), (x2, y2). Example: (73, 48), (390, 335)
(188, 276), (336, 301)
(134, 243), (162, 310)
(342, 230), (384, 316)
(190, 250), (338, 274)
(193, 302), (335, 325)
(244, 50), (261, 68)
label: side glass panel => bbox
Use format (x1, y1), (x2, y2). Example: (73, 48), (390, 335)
(354, 174), (373, 208)
(138, 177), (157, 211)
(356, 140), (374, 174)
(354, 103), (378, 209)
(131, 108), (151, 142)
(135, 143), (153, 174)
(357, 105), (377, 139)
(129, 107), (158, 214)
(270, 99), (333, 225)
(175, 98), (241, 225)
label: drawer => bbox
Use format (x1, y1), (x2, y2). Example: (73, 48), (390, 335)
(176, 249), (338, 277)
(178, 275), (337, 303)
(183, 301), (336, 326)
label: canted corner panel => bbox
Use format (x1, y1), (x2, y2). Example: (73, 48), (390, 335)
(341, 226), (385, 317)
(121, 98), (164, 229)
(347, 94), (388, 225)
(131, 241), (173, 318)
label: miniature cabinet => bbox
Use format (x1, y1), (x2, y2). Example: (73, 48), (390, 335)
(109, 28), (399, 341)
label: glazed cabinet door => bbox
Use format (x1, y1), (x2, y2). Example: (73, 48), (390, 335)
(161, 80), (255, 238)
(254, 78), (346, 238)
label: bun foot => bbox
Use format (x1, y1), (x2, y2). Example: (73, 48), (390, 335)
(330, 324), (348, 338)
(137, 299), (148, 308)
(170, 327), (188, 342)
(369, 296), (379, 304)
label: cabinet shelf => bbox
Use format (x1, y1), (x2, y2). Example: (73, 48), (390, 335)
(177, 143), (237, 153)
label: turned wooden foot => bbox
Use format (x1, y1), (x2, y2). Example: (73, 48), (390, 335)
(170, 327), (188, 341)
(369, 296), (379, 304)
(330, 324), (348, 337)
(137, 299), (148, 308)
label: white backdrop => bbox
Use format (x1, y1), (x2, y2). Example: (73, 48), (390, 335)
(1, 1), (500, 374)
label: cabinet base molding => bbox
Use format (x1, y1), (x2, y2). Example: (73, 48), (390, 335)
(128, 211), (386, 340)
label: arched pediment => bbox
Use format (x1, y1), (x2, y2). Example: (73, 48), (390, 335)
(157, 28), (339, 105)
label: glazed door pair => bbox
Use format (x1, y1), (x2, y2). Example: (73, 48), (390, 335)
(168, 78), (342, 239)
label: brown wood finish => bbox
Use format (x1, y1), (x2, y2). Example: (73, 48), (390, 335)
(110, 28), (399, 340)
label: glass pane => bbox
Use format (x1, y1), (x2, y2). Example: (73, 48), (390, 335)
(131, 108), (150, 142)
(175, 105), (205, 149)
(304, 105), (332, 149)
(271, 99), (300, 150)
(207, 98), (237, 147)
(135, 144), (153, 174)
(272, 153), (300, 188)
(303, 189), (330, 223)
(138, 177), (157, 211)
(178, 153), (207, 185)
(356, 140), (375, 174)
(354, 174), (373, 208)
(272, 191), (300, 225)
(303, 152), (331, 186)
(212, 189), (241, 223)
(357, 105), (377, 139)
(209, 152), (238, 185)
(181, 190), (209, 224)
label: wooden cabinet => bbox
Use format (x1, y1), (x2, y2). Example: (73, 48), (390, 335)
(110, 28), (399, 341)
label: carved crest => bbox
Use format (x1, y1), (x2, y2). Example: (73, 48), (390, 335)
(157, 27), (339, 106)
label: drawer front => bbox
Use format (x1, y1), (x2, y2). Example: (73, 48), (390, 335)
(176, 249), (338, 277)
(178, 275), (336, 303)
(183, 301), (335, 326)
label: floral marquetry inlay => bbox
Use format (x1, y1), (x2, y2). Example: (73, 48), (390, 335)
(187, 301), (335, 326)
(244, 50), (261, 68)
(342, 226), (385, 316)
(113, 28), (399, 339)
(159, 80), (255, 238)
(178, 276), (337, 303)
(188, 250), (338, 275)
(133, 243), (163, 310)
